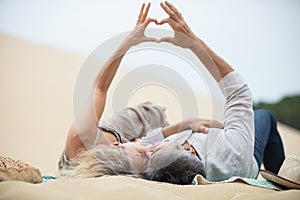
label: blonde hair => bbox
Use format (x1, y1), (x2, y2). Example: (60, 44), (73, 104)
(59, 146), (138, 178)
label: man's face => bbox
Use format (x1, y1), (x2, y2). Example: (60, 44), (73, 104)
(148, 142), (178, 158)
(145, 141), (201, 176)
(149, 141), (199, 158)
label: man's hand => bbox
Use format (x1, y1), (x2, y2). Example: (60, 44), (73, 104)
(125, 3), (158, 46)
(162, 118), (224, 138)
(157, 1), (197, 49)
(183, 118), (224, 134)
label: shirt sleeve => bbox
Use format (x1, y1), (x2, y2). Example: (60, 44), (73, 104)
(137, 127), (164, 148)
(218, 71), (254, 155)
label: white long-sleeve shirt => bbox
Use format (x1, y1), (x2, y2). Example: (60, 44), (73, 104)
(138, 71), (258, 181)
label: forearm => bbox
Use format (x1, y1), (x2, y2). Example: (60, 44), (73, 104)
(87, 40), (132, 124)
(162, 120), (189, 138)
(156, 1), (233, 82)
(190, 37), (234, 82)
(162, 118), (224, 137)
(94, 41), (132, 91)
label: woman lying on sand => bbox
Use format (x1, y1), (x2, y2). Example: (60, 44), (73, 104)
(59, 2), (170, 176)
(59, 2), (285, 185)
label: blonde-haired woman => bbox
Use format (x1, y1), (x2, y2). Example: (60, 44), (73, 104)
(59, 3), (168, 177)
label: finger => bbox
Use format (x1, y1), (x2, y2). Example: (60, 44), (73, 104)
(141, 2), (151, 23)
(158, 36), (175, 44)
(137, 3), (145, 24)
(143, 17), (158, 27)
(165, 1), (179, 13)
(158, 17), (177, 28)
(165, 1), (183, 20)
(193, 123), (209, 133)
(198, 126), (209, 134)
(160, 2), (179, 21)
(157, 18), (169, 25)
(143, 37), (158, 43)
(203, 121), (212, 128)
(160, 2), (172, 16)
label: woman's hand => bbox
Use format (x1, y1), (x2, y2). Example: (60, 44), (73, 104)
(125, 2), (158, 46)
(157, 1), (198, 49)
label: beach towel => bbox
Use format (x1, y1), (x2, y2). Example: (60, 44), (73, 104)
(193, 174), (284, 190)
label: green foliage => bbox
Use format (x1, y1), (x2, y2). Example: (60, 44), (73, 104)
(254, 95), (300, 130)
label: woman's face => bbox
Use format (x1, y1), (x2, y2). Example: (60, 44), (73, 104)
(120, 142), (180, 173)
(113, 142), (150, 173)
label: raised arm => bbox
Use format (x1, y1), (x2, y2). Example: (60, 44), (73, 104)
(158, 1), (233, 81)
(158, 2), (254, 149)
(65, 3), (158, 159)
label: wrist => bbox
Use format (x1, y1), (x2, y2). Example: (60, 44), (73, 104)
(190, 37), (205, 52)
(111, 40), (133, 58)
(123, 30), (142, 48)
(120, 39), (133, 50)
(184, 33), (199, 49)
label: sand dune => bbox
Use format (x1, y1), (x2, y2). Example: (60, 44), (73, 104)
(0, 34), (299, 199)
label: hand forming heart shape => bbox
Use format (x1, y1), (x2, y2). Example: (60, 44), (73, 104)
(126, 1), (199, 49)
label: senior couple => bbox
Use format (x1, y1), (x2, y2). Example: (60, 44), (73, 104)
(59, 2), (285, 184)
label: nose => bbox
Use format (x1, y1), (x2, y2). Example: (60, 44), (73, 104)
(144, 148), (154, 159)
(136, 146), (147, 153)
(145, 151), (152, 159)
(183, 144), (196, 154)
(189, 148), (195, 154)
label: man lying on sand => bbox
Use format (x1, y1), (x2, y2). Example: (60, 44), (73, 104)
(59, 2), (285, 185)
(139, 1), (286, 184)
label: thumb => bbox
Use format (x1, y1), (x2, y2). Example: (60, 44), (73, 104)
(157, 18), (169, 25)
(158, 36), (175, 44)
(143, 37), (158, 42)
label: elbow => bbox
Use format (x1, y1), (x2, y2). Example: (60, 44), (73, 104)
(73, 124), (99, 149)
(93, 75), (110, 92)
(92, 82), (107, 96)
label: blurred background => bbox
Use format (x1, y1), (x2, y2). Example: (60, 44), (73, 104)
(1, 1), (300, 100)
(1, 0), (299, 129)
(0, 0), (299, 172)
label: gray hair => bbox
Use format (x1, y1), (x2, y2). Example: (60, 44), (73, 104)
(144, 144), (206, 184)
(59, 146), (139, 178)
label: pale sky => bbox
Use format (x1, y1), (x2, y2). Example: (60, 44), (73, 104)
(1, 0), (300, 103)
